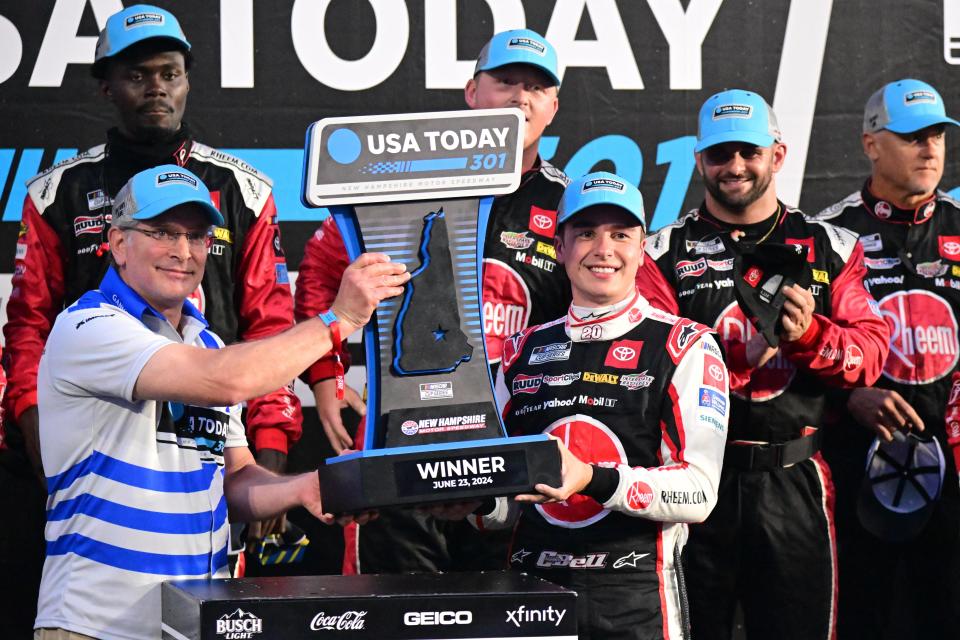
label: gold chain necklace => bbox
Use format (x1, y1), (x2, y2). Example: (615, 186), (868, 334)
(726, 204), (783, 245)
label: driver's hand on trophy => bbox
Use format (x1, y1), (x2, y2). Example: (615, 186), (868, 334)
(848, 387), (925, 442)
(331, 253), (409, 335)
(418, 501), (483, 520)
(516, 436), (594, 504)
(745, 332), (778, 369)
(313, 379), (364, 453)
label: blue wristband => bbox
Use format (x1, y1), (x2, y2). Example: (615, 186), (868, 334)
(318, 309), (338, 326)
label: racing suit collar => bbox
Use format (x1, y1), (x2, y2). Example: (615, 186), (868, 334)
(98, 264), (207, 330)
(566, 288), (652, 342)
(861, 180), (937, 225)
(697, 201), (788, 246)
(106, 122), (193, 172)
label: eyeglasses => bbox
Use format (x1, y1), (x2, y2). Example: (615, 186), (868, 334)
(701, 144), (765, 165)
(127, 226), (213, 249)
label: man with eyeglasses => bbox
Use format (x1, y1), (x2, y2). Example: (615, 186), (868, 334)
(2, 2), (301, 521)
(34, 165), (408, 640)
(635, 89), (890, 640)
(815, 79), (960, 639)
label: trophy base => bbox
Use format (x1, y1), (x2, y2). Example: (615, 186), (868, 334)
(318, 435), (561, 514)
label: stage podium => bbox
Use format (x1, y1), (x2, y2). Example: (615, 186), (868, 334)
(161, 573), (577, 639)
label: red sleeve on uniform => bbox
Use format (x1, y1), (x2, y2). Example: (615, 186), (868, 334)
(780, 242), (890, 388)
(236, 193), (303, 453)
(636, 257), (680, 315)
(294, 216), (352, 387)
(636, 255), (753, 392)
(3, 198), (64, 422)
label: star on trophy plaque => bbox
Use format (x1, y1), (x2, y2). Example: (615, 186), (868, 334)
(302, 109), (561, 513)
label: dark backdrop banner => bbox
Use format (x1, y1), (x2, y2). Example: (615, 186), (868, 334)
(1, 0), (959, 271)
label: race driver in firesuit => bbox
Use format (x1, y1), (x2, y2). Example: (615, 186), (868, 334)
(465, 171), (727, 640)
(0, 6), (301, 627)
(816, 78), (960, 640)
(294, 29), (571, 574)
(635, 89), (890, 640)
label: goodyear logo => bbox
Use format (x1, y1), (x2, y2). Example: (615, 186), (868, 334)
(812, 269), (830, 284)
(213, 227), (233, 244)
(125, 13), (164, 29)
(157, 172), (198, 188)
(713, 104), (752, 119)
(507, 37), (546, 56)
(904, 90), (936, 105)
(581, 178), (625, 194)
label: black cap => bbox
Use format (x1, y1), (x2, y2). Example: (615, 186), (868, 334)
(857, 433), (945, 542)
(732, 242), (812, 347)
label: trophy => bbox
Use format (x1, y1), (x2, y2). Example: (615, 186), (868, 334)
(302, 109), (561, 513)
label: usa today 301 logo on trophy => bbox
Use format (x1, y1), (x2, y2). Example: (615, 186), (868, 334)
(303, 109), (561, 513)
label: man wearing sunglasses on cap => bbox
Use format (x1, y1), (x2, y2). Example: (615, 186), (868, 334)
(636, 89), (889, 640)
(817, 79), (960, 640)
(34, 165), (407, 640)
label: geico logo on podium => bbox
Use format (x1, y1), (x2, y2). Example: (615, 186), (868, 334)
(403, 610), (473, 626)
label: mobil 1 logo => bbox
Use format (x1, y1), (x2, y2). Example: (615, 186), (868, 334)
(304, 109), (524, 205)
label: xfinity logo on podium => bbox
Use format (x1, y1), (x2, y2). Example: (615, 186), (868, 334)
(403, 610), (473, 626)
(505, 605), (568, 628)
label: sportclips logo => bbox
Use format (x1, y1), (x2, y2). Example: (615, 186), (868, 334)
(505, 605), (567, 628)
(216, 609), (262, 639)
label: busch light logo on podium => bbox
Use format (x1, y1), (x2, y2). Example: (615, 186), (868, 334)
(216, 608), (262, 639)
(304, 109), (524, 206)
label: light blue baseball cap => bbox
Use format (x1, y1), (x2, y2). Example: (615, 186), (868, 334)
(112, 165), (223, 228)
(92, 4), (190, 77)
(558, 172), (645, 229)
(695, 89), (782, 152)
(863, 79), (960, 134)
(474, 29), (561, 87)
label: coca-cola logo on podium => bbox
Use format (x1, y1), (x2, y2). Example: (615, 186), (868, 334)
(309, 611), (368, 631)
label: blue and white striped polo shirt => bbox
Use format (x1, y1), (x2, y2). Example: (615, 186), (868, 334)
(36, 266), (246, 640)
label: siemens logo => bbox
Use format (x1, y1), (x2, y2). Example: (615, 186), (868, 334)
(403, 611), (473, 626)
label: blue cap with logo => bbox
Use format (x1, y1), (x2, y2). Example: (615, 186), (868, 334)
(558, 171), (645, 229)
(695, 89), (782, 152)
(474, 29), (561, 87)
(863, 79), (960, 134)
(93, 4), (190, 75)
(112, 165), (223, 228)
